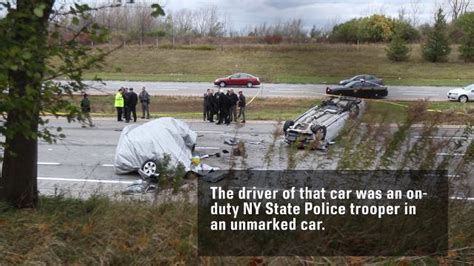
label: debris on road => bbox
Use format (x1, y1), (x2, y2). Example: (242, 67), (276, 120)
(224, 138), (238, 146)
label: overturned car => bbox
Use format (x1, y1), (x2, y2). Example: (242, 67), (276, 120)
(283, 96), (364, 148)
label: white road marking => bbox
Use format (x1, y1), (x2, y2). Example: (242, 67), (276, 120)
(102, 164), (115, 167)
(195, 130), (225, 134)
(195, 146), (221, 150)
(38, 177), (136, 184)
(38, 162), (61, 166)
(437, 153), (465, 156)
(266, 89), (307, 93)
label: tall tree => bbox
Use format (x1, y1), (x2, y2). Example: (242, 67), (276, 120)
(458, 12), (474, 62)
(422, 8), (451, 62)
(447, 0), (471, 21)
(0, 1), (164, 208)
(0, 0), (55, 208)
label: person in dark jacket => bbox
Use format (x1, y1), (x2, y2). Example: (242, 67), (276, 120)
(80, 93), (95, 127)
(214, 89), (221, 124)
(126, 88), (138, 123)
(207, 89), (215, 122)
(229, 89), (239, 122)
(203, 89), (210, 121)
(208, 89), (216, 122)
(238, 90), (246, 123)
(139, 87), (151, 119)
(218, 90), (231, 125)
(122, 88), (129, 121)
(216, 89), (229, 125)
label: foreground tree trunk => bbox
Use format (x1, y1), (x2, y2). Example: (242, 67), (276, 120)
(0, 0), (54, 208)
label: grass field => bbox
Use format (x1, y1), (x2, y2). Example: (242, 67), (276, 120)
(1, 196), (473, 264)
(81, 44), (474, 86)
(81, 95), (474, 124)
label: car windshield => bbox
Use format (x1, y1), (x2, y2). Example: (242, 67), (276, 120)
(463, 84), (474, 90)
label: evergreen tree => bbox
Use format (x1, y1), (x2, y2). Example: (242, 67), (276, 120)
(458, 12), (474, 62)
(386, 28), (410, 61)
(422, 9), (451, 62)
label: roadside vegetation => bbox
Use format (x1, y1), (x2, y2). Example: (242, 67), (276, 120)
(80, 43), (474, 86)
(79, 95), (474, 124)
(0, 195), (472, 264)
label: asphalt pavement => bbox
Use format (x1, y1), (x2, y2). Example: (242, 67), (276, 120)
(23, 117), (471, 197)
(82, 80), (456, 101)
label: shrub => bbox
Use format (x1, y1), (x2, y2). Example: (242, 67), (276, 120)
(457, 12), (474, 62)
(386, 31), (410, 61)
(422, 9), (451, 62)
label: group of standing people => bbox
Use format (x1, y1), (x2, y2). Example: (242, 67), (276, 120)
(114, 87), (151, 123)
(203, 88), (246, 125)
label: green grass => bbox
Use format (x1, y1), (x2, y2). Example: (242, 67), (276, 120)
(1, 196), (473, 264)
(80, 95), (473, 124)
(78, 44), (474, 86)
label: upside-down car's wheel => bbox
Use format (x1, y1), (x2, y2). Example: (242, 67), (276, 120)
(141, 160), (157, 176)
(283, 120), (295, 133)
(219, 82), (226, 88)
(247, 82), (253, 88)
(310, 125), (327, 141)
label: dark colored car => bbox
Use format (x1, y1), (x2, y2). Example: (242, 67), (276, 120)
(214, 73), (261, 88)
(326, 80), (388, 98)
(339, 74), (384, 86)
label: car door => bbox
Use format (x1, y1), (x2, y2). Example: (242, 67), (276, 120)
(342, 82), (354, 96)
(239, 74), (250, 86)
(351, 82), (364, 96)
(363, 82), (377, 97)
(228, 74), (240, 86)
(470, 88), (474, 101)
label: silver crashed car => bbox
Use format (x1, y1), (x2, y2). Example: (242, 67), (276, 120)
(114, 118), (197, 176)
(283, 97), (364, 148)
(447, 84), (474, 103)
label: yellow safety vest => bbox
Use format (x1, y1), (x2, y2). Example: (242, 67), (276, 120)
(114, 92), (124, 107)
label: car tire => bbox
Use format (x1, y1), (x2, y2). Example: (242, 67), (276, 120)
(247, 82), (253, 88)
(310, 125), (327, 141)
(141, 160), (157, 176)
(219, 82), (226, 88)
(459, 95), (468, 103)
(283, 120), (295, 133)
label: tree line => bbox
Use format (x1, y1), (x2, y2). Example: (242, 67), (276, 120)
(387, 9), (474, 62)
(60, 2), (473, 48)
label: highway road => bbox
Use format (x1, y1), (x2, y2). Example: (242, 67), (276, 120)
(14, 118), (469, 197)
(82, 80), (459, 101)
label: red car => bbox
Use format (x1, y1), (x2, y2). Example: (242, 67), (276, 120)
(214, 73), (261, 88)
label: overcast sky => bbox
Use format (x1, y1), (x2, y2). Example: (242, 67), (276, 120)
(162, 0), (448, 31)
(0, 0), (459, 31)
